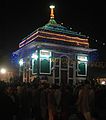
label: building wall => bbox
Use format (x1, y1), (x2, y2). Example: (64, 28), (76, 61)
(19, 49), (88, 85)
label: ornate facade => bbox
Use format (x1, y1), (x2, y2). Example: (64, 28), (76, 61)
(13, 5), (96, 85)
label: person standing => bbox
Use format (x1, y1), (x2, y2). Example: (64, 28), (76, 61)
(76, 84), (92, 120)
(48, 86), (57, 120)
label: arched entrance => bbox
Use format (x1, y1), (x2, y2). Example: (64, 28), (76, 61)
(53, 55), (73, 85)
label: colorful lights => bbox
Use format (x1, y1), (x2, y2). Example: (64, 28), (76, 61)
(19, 31), (89, 48)
(38, 35), (89, 45)
(40, 31), (88, 42)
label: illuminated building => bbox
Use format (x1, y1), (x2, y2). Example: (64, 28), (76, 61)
(13, 5), (96, 84)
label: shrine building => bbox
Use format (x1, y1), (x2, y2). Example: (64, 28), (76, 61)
(13, 5), (96, 85)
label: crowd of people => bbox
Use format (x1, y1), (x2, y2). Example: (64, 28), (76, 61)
(0, 79), (106, 120)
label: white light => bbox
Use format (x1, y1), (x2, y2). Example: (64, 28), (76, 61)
(77, 56), (88, 61)
(19, 59), (23, 66)
(103, 43), (105, 46)
(0, 68), (6, 74)
(101, 81), (105, 85)
(95, 40), (98, 42)
(50, 5), (55, 9)
(31, 53), (38, 59)
(40, 50), (51, 58)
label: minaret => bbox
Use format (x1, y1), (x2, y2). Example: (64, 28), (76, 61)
(49, 5), (55, 19)
(49, 5), (57, 24)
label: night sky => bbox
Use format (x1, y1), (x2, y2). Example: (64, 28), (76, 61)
(0, 0), (106, 68)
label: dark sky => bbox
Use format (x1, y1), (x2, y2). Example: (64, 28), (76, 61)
(0, 0), (106, 67)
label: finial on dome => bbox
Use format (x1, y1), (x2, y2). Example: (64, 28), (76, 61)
(49, 5), (55, 19)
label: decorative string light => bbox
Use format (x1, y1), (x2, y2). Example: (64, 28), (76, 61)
(19, 35), (39, 48)
(20, 31), (39, 44)
(19, 31), (89, 48)
(38, 35), (89, 45)
(19, 35), (89, 48)
(20, 31), (88, 45)
(39, 31), (88, 41)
